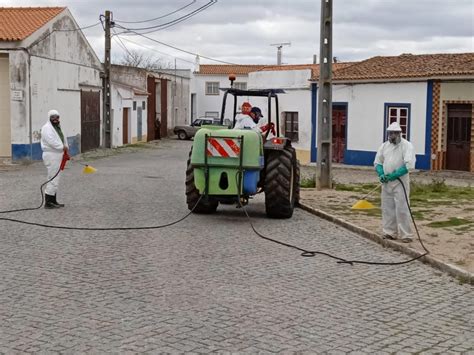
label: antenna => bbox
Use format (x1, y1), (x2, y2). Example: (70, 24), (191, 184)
(270, 42), (291, 65)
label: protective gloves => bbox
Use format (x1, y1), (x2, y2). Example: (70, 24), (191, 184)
(260, 122), (276, 135)
(386, 165), (408, 181)
(375, 164), (388, 183)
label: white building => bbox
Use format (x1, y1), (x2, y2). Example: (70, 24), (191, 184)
(324, 53), (474, 172)
(248, 63), (353, 164)
(190, 54), (474, 171)
(0, 7), (102, 161)
(191, 64), (265, 122)
(149, 68), (191, 138)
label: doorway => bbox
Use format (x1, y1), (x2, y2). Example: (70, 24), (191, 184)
(123, 107), (130, 144)
(80, 90), (100, 152)
(0, 54), (11, 158)
(446, 104), (472, 171)
(332, 104), (347, 163)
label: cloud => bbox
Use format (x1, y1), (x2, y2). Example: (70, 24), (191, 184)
(3, 0), (473, 67)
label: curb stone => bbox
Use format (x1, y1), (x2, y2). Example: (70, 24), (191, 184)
(298, 203), (474, 284)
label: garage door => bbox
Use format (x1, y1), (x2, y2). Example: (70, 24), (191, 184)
(0, 54), (11, 158)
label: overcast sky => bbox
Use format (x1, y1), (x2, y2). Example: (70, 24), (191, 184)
(3, 0), (474, 68)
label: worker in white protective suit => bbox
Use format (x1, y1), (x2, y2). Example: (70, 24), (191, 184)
(374, 122), (416, 242)
(234, 106), (263, 131)
(41, 109), (68, 209)
(233, 106), (275, 136)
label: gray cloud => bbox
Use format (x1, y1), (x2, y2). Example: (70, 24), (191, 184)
(3, 0), (473, 67)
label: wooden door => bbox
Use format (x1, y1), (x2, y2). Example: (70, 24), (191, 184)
(137, 106), (143, 141)
(160, 79), (168, 138)
(446, 104), (472, 171)
(147, 76), (156, 141)
(81, 90), (100, 152)
(332, 105), (347, 163)
(0, 54), (10, 157)
(122, 107), (129, 144)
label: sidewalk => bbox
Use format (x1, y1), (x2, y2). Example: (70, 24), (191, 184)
(299, 164), (474, 284)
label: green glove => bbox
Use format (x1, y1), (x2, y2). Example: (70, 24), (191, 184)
(375, 164), (388, 183)
(386, 165), (409, 181)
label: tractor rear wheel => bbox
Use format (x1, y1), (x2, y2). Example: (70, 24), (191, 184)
(185, 149), (218, 213)
(264, 146), (297, 218)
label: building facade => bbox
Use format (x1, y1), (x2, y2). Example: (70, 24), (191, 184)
(0, 7), (103, 161)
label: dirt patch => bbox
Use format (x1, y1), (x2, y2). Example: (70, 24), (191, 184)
(300, 186), (474, 274)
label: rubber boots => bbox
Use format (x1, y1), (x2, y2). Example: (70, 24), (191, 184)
(44, 194), (58, 209)
(44, 194), (64, 209)
(53, 194), (65, 208)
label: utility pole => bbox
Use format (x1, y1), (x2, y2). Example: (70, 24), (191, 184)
(316, 0), (333, 189)
(103, 10), (112, 148)
(270, 42), (291, 65)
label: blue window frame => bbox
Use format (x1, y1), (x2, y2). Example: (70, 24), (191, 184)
(384, 103), (411, 141)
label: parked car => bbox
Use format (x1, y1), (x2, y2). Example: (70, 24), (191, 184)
(173, 118), (232, 140)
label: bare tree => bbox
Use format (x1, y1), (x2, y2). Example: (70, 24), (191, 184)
(118, 49), (171, 70)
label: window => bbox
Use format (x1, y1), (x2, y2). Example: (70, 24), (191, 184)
(234, 82), (247, 90)
(142, 101), (146, 110)
(284, 112), (299, 142)
(385, 104), (410, 140)
(133, 101), (137, 111)
(205, 82), (220, 95)
(205, 111), (219, 118)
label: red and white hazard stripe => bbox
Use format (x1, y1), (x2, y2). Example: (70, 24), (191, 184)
(207, 138), (241, 158)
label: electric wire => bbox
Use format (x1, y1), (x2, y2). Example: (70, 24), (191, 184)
(116, 35), (196, 65)
(28, 22), (101, 49)
(114, 1), (197, 24)
(112, 28), (133, 57)
(119, 30), (237, 65)
(114, 1), (215, 32)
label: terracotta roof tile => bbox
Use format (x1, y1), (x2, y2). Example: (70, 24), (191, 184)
(261, 62), (356, 79)
(329, 53), (474, 81)
(0, 7), (65, 41)
(196, 64), (267, 75)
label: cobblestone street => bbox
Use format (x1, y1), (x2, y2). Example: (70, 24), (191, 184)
(0, 140), (472, 353)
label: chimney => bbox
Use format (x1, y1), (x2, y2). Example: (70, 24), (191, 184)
(313, 54), (318, 64)
(194, 55), (200, 72)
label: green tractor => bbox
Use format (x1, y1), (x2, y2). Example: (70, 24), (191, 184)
(185, 78), (300, 218)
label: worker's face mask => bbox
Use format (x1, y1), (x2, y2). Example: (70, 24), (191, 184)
(50, 115), (60, 126)
(388, 131), (401, 144)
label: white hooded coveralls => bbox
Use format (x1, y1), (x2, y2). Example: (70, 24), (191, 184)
(41, 112), (68, 196)
(374, 138), (416, 239)
(233, 114), (261, 132)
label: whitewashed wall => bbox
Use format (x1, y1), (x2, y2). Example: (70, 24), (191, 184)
(5, 8), (102, 160)
(332, 82), (427, 155)
(248, 70), (313, 162)
(191, 74), (249, 120)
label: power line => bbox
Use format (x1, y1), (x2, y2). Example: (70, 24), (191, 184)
(56, 22), (101, 31)
(117, 35), (196, 64)
(125, 29), (237, 65)
(114, 0), (197, 24)
(116, 0), (217, 34)
(112, 28), (133, 57)
(28, 21), (102, 49)
(114, 1), (214, 32)
(137, 1), (216, 35)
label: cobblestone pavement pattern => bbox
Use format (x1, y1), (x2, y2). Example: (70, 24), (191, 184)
(0, 140), (472, 354)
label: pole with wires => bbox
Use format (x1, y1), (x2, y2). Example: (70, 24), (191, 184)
(316, 0), (333, 189)
(103, 10), (113, 148)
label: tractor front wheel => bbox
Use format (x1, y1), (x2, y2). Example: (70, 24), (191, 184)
(185, 150), (218, 213)
(264, 146), (297, 218)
